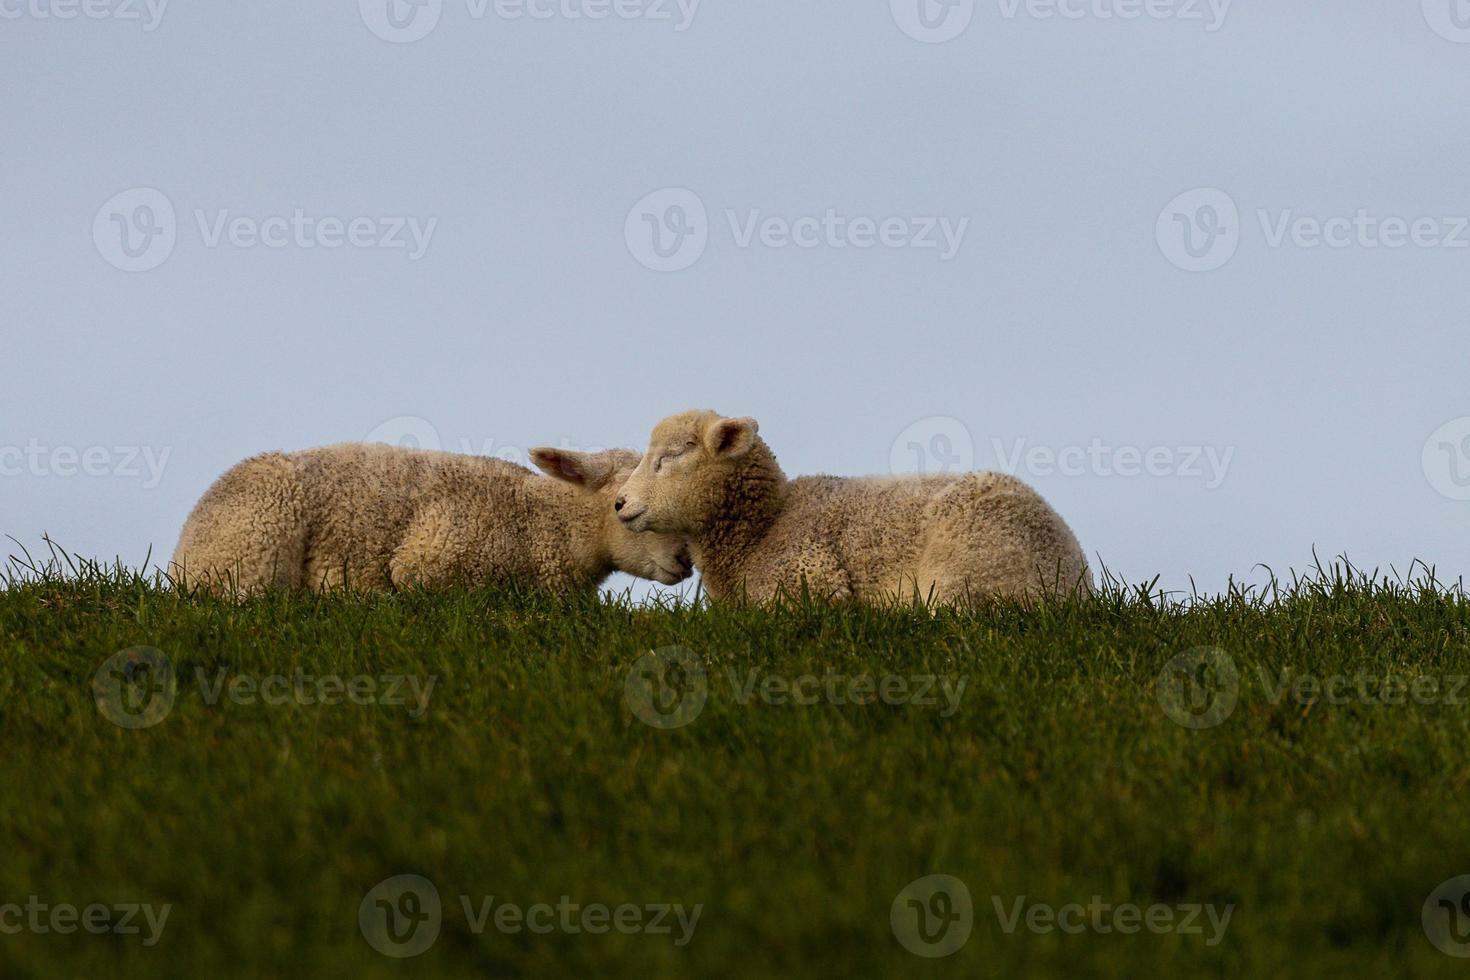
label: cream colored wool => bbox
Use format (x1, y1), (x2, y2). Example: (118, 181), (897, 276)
(616, 410), (1091, 603)
(170, 442), (692, 594)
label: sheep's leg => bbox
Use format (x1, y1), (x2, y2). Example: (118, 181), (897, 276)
(390, 499), (490, 590)
(390, 505), (445, 590)
(170, 453), (307, 596)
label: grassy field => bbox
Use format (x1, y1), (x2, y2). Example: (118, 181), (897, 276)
(1, 551), (1469, 978)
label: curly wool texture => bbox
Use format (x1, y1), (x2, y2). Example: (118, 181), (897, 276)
(619, 410), (1092, 603)
(169, 442), (691, 594)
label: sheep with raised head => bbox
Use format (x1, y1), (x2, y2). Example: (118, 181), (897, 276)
(614, 410), (1090, 603)
(169, 442), (692, 594)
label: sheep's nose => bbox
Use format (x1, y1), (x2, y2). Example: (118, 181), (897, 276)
(614, 496), (626, 512)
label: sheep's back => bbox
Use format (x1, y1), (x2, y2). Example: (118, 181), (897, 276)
(778, 474), (952, 591)
(291, 443), (532, 587)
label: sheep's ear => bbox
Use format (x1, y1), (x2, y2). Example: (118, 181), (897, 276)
(530, 448), (612, 489)
(705, 416), (759, 458)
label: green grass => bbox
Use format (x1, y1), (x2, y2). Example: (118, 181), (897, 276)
(2, 548), (1469, 978)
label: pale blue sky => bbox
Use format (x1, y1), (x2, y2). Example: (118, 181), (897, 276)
(3, 0), (1468, 597)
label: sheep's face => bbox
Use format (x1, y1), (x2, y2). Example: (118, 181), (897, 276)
(616, 410), (760, 535)
(530, 447), (692, 586)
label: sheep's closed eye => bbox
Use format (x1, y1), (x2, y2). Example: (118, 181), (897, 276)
(654, 448), (686, 473)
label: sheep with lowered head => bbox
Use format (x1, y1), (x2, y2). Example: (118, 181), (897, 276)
(613, 410), (1090, 603)
(169, 442), (692, 595)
